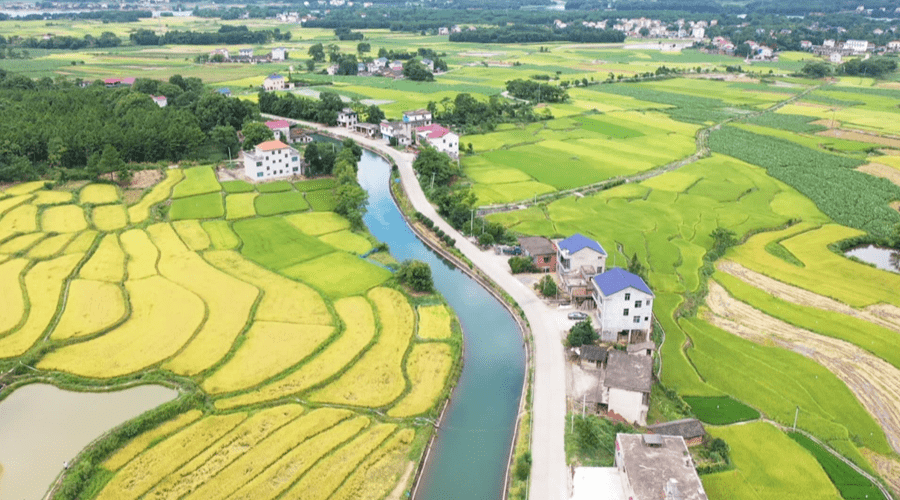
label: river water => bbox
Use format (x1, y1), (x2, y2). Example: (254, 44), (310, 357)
(357, 148), (526, 499)
(0, 384), (177, 499)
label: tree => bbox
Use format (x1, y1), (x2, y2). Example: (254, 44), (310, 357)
(209, 125), (239, 158)
(627, 252), (647, 281)
(308, 43), (325, 62)
(357, 42), (371, 54)
(801, 61), (832, 78)
(397, 259), (434, 292)
(365, 104), (385, 124)
(241, 121), (274, 150)
(639, 27), (650, 37)
(334, 183), (367, 229)
(478, 232), (495, 247)
(402, 59), (434, 82)
(536, 274), (557, 297)
(305, 59), (316, 72)
(566, 319), (597, 347)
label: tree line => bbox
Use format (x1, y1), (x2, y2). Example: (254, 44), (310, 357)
(428, 93), (550, 134)
(449, 26), (626, 44)
(129, 25), (290, 46)
(257, 90), (385, 127)
(8, 32), (121, 50)
(802, 58), (898, 79)
(505, 79), (568, 103)
(0, 71), (257, 182)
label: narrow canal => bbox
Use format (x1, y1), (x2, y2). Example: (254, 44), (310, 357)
(357, 148), (527, 499)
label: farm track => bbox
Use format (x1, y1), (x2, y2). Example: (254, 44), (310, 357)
(717, 260), (900, 334)
(476, 83), (822, 215)
(704, 281), (900, 455)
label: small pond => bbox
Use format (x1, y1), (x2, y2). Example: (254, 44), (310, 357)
(844, 245), (900, 274)
(0, 384), (177, 499)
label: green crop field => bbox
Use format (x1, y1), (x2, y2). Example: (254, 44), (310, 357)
(169, 192), (225, 220)
(788, 432), (887, 500)
(255, 191), (310, 216)
(172, 166), (221, 199)
(682, 396), (760, 425)
(221, 180), (255, 193)
(256, 180), (294, 193)
(295, 178), (337, 192)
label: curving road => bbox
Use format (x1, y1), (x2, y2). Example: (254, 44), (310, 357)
(264, 115), (570, 500)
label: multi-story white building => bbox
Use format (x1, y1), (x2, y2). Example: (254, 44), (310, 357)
(263, 73), (286, 91)
(845, 39), (869, 53)
(415, 124), (458, 157)
(556, 233), (607, 276)
(271, 47), (286, 61)
(592, 268), (654, 343)
(243, 140), (303, 180)
(889, 41), (900, 51)
(691, 26), (705, 40)
(403, 109), (432, 127)
(337, 108), (359, 128)
(380, 120), (413, 146)
(239, 48), (253, 57)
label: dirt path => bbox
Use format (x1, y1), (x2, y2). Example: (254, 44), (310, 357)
(477, 83), (821, 214)
(704, 281), (900, 453)
(718, 261), (900, 334)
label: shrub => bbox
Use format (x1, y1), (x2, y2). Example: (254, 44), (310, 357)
(397, 259), (434, 292)
(566, 320), (597, 347)
(536, 275), (557, 297)
(508, 256), (538, 274)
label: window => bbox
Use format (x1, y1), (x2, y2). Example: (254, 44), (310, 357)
(542, 256), (550, 263)
(633, 316), (640, 323)
(624, 293), (631, 300)
(293, 167), (299, 172)
(292, 156), (298, 162)
(635, 300), (642, 308)
(644, 317), (649, 321)
(647, 299), (652, 307)
(623, 308), (629, 316)
(256, 172), (263, 177)
(256, 162), (262, 167)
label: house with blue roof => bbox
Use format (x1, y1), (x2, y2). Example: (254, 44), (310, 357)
(217, 87), (232, 97)
(557, 233), (607, 275)
(263, 74), (286, 92)
(592, 268), (654, 343)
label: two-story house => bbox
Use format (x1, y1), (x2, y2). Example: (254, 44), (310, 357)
(403, 109), (432, 127)
(592, 268), (654, 343)
(337, 108), (359, 128)
(415, 124), (458, 157)
(518, 236), (557, 272)
(271, 47), (286, 61)
(557, 233), (607, 303)
(380, 120), (413, 146)
(243, 140), (303, 180)
(263, 74), (286, 91)
(264, 119), (291, 141)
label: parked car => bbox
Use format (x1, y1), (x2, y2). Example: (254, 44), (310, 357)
(501, 245), (522, 255)
(568, 311), (588, 321)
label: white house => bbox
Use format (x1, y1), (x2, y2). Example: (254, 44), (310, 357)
(271, 47), (286, 61)
(327, 64), (340, 75)
(337, 108), (359, 128)
(604, 351), (652, 425)
(438, 26), (449, 35)
(556, 233), (607, 276)
(845, 39), (869, 53)
(390, 60), (404, 71)
(373, 57), (388, 69)
(150, 95), (167, 108)
(243, 140), (303, 180)
(889, 41), (900, 51)
(592, 268), (654, 343)
(263, 73), (286, 91)
(691, 26), (705, 40)
(615, 434), (708, 500)
(421, 58), (434, 71)
(403, 109), (432, 127)
(264, 119), (291, 140)
(381, 120), (413, 146)
(239, 48), (253, 57)
(800, 40), (813, 49)
(830, 52), (843, 63)
(210, 48), (229, 60)
(415, 124), (458, 156)
(823, 39), (836, 48)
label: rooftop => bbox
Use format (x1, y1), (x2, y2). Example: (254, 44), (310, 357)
(416, 124), (452, 139)
(518, 236), (556, 256)
(256, 140), (291, 151)
(265, 119), (291, 130)
(266, 73), (284, 80)
(571, 467), (625, 500)
(626, 341), (656, 354)
(647, 418), (706, 440)
(592, 268), (653, 297)
(404, 108), (430, 115)
(604, 351), (652, 393)
(580, 345), (608, 363)
(616, 434), (708, 500)
(558, 233), (607, 256)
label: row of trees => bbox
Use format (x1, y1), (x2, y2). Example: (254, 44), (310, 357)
(258, 90), (385, 127)
(429, 93), (550, 134)
(130, 25), (290, 46)
(9, 32), (121, 50)
(505, 79), (569, 103)
(801, 58), (898, 79)
(450, 26), (626, 44)
(0, 71), (257, 182)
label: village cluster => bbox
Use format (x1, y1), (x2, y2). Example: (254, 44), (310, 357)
(241, 107), (458, 180)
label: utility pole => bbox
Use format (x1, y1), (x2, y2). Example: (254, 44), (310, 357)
(470, 209), (475, 233)
(793, 406), (799, 431)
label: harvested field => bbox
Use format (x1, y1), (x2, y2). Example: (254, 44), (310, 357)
(180, 408), (352, 500)
(0, 253), (82, 358)
(202, 322), (334, 394)
(96, 413), (247, 500)
(817, 129), (900, 149)
(705, 281), (900, 453)
(80, 234), (125, 282)
(215, 296), (375, 410)
(104, 409), (204, 471)
(718, 261), (900, 334)
(144, 405), (304, 500)
(37, 276), (204, 376)
(127, 169), (163, 190)
(51, 279), (126, 339)
(311, 288), (413, 408)
(860, 449), (900, 497)
(858, 163), (900, 188)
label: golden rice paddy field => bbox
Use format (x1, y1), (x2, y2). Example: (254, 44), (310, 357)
(0, 171), (459, 499)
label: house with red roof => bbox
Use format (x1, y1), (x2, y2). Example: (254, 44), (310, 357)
(242, 139), (303, 180)
(415, 123), (459, 157)
(264, 119), (291, 141)
(150, 95), (167, 108)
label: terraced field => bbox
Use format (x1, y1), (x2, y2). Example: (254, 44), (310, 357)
(0, 172), (460, 499)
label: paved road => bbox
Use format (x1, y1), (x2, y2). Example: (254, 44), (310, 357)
(265, 115), (571, 500)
